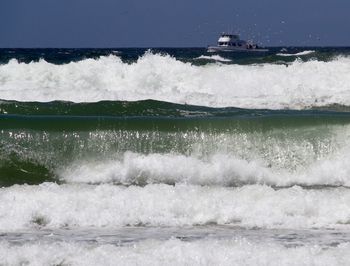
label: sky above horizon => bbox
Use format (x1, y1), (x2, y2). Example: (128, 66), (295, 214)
(1, 0), (349, 47)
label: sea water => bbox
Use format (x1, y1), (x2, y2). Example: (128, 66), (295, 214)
(1, 47), (350, 265)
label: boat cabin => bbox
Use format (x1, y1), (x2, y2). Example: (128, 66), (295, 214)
(216, 33), (257, 48)
(217, 34), (241, 47)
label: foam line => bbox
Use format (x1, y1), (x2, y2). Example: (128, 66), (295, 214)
(1, 183), (350, 230)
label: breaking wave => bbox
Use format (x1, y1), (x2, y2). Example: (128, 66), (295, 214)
(1, 52), (350, 109)
(2, 112), (350, 187)
(59, 150), (350, 187)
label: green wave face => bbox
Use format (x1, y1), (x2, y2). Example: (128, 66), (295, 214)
(2, 99), (350, 117)
(0, 99), (204, 117)
(0, 157), (55, 187)
(2, 100), (350, 187)
(0, 99), (288, 118)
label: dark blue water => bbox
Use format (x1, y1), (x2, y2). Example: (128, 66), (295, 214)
(1, 47), (349, 65)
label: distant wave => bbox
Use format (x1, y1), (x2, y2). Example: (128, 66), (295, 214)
(276, 50), (315, 57)
(194, 55), (232, 62)
(1, 51), (350, 109)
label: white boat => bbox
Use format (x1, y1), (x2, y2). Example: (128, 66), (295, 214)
(207, 33), (268, 52)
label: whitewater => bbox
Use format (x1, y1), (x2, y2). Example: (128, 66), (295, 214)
(1, 48), (350, 265)
(0, 52), (350, 109)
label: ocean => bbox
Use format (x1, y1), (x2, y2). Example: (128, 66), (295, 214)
(1, 47), (350, 265)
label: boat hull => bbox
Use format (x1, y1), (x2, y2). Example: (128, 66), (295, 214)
(207, 46), (269, 53)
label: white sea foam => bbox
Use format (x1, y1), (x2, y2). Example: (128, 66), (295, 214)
(195, 55), (232, 62)
(276, 50), (316, 57)
(59, 140), (350, 187)
(60, 152), (274, 185)
(1, 239), (349, 266)
(1, 183), (350, 230)
(1, 52), (350, 109)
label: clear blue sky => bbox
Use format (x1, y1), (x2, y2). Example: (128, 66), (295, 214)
(1, 0), (349, 47)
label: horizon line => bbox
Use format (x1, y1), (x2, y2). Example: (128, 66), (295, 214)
(1, 45), (350, 49)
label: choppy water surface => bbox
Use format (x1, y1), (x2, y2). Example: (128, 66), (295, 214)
(1, 48), (350, 265)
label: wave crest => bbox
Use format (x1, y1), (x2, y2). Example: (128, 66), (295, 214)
(59, 149), (350, 187)
(1, 52), (350, 109)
